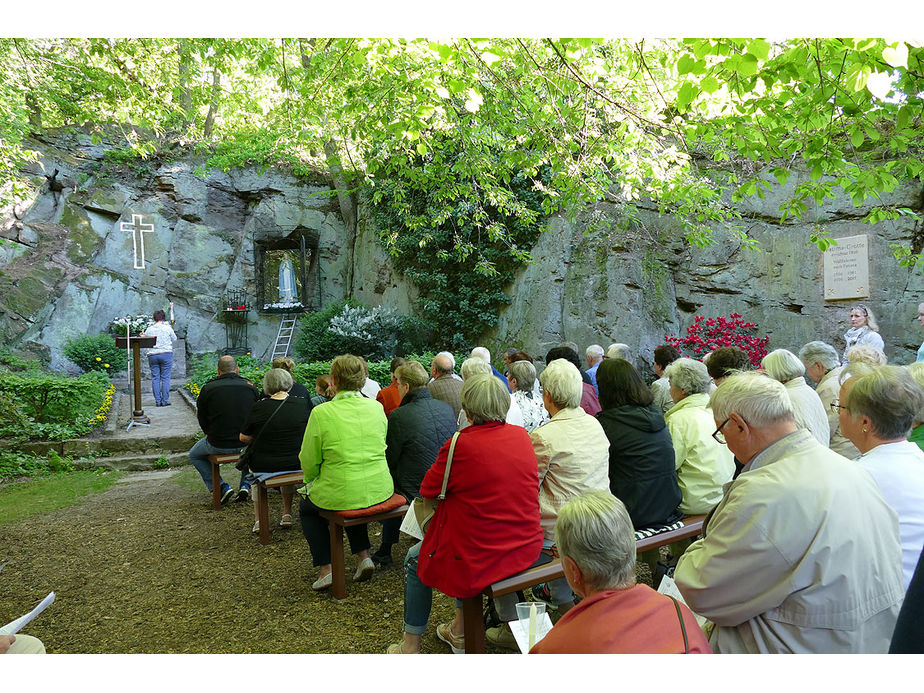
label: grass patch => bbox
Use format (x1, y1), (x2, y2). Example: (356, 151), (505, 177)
(0, 470), (123, 525)
(170, 466), (206, 493)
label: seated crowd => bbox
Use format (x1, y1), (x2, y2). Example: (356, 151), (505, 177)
(185, 325), (924, 655)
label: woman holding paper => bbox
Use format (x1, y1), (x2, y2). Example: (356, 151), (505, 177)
(386, 374), (543, 654)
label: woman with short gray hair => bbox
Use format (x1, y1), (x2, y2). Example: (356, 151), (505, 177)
(838, 366), (924, 590)
(457, 359), (525, 430)
(239, 368), (311, 533)
(663, 358), (734, 514)
(387, 372), (543, 654)
(761, 349), (829, 446)
(530, 490), (711, 654)
(508, 360), (549, 433)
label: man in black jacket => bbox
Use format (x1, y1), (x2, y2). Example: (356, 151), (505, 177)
(373, 360), (457, 567)
(189, 355), (260, 504)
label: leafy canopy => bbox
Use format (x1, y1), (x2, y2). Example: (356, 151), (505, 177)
(1, 37), (923, 266)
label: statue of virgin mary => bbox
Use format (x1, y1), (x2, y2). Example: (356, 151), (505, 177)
(278, 253), (297, 301)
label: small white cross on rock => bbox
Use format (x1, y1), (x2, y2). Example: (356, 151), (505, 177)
(121, 214), (154, 269)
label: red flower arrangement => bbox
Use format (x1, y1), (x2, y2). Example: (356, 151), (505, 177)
(663, 314), (769, 367)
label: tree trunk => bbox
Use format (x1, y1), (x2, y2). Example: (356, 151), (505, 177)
(25, 92), (41, 130)
(203, 70), (221, 139)
(298, 38), (316, 69)
(324, 138), (358, 295)
(177, 39), (193, 127)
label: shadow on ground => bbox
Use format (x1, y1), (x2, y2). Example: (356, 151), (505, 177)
(0, 466), (655, 654)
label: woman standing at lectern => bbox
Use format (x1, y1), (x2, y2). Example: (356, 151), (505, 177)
(143, 303), (178, 406)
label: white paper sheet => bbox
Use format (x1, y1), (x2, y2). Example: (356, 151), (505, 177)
(399, 504), (424, 540)
(509, 613), (554, 653)
(657, 576), (710, 629)
(1, 592), (55, 636)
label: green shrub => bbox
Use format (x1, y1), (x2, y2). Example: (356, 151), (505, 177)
(0, 370), (112, 441)
(62, 334), (127, 374)
(0, 348), (42, 373)
(188, 353), (450, 398)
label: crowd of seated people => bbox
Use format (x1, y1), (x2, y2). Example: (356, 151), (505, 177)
(181, 304), (924, 655)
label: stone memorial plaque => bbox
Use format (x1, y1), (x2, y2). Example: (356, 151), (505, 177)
(824, 234), (869, 300)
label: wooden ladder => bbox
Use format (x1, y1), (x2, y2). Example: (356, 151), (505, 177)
(271, 314), (297, 359)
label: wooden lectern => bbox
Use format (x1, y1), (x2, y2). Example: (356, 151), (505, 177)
(115, 335), (156, 430)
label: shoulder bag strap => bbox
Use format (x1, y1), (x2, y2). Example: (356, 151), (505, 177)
(247, 397), (288, 450)
(437, 432), (460, 500)
(669, 596), (690, 654)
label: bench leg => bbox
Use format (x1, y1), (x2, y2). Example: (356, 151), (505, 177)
(211, 462), (221, 510)
(329, 522), (347, 600)
(257, 484), (270, 545)
(461, 595), (484, 654)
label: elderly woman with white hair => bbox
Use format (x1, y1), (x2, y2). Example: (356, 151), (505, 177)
(487, 358), (611, 650)
(457, 357), (524, 430)
(240, 368), (311, 533)
(798, 340), (843, 434)
(761, 349), (829, 446)
(508, 360), (549, 433)
(837, 365), (924, 590)
(663, 358), (735, 514)
(530, 490), (710, 653)
(387, 374), (542, 654)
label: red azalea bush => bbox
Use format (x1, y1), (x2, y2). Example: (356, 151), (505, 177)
(663, 314), (769, 367)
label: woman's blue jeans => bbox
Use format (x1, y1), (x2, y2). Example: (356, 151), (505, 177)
(403, 542), (462, 635)
(148, 352), (174, 405)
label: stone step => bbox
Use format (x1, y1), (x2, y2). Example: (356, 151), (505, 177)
(73, 451), (192, 473)
(10, 433), (199, 458)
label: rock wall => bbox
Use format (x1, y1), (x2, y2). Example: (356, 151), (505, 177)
(0, 128), (355, 370)
(3, 126), (923, 374)
(486, 171), (924, 370)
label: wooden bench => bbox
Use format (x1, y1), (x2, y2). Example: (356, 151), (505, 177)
(205, 453), (242, 509)
(318, 494), (409, 600)
(460, 513), (707, 654)
(253, 471), (305, 545)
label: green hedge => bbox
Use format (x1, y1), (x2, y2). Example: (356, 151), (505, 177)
(0, 370), (113, 441)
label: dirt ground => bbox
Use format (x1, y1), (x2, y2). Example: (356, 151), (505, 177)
(1, 465), (658, 655)
(0, 467), (461, 654)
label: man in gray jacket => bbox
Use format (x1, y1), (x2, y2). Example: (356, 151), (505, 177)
(674, 371), (904, 653)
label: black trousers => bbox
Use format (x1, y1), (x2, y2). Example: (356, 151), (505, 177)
(299, 495), (371, 566)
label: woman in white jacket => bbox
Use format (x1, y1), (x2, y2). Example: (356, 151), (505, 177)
(842, 304), (884, 365)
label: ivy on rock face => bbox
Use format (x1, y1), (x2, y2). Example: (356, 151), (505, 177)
(371, 147), (546, 349)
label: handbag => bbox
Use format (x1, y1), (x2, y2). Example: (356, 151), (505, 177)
(411, 432), (460, 534)
(235, 397), (288, 471)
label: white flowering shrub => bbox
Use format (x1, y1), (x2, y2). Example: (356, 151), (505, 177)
(328, 305), (402, 359)
(294, 301), (433, 362)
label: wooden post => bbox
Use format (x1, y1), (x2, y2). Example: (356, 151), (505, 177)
(115, 335), (155, 429)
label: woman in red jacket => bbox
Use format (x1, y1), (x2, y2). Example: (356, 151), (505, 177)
(387, 373), (543, 654)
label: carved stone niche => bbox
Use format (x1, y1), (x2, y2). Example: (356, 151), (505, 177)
(253, 227), (320, 314)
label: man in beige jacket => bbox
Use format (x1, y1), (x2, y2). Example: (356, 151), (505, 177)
(674, 371), (904, 653)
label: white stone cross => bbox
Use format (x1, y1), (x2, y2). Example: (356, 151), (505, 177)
(120, 214), (154, 269)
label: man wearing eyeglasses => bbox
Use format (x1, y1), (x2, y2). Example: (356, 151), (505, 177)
(673, 371), (904, 653)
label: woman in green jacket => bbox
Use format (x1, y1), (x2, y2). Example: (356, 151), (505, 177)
(299, 354), (394, 591)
